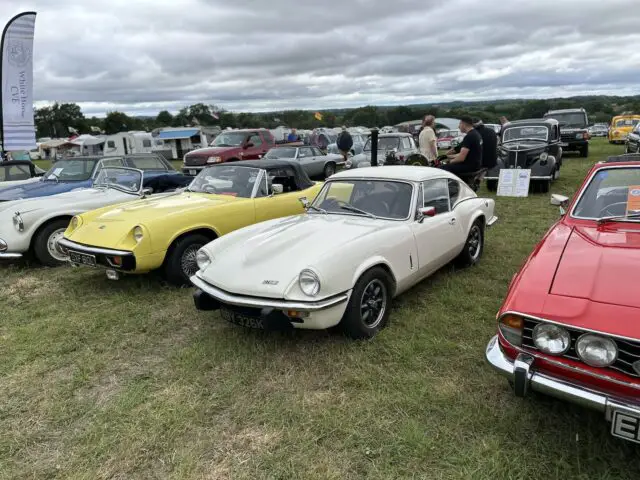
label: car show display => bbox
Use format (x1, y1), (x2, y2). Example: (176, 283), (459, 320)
(486, 157), (640, 444)
(189, 166), (497, 338)
(59, 159), (324, 285)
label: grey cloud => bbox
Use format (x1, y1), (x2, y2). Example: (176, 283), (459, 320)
(2, 0), (639, 116)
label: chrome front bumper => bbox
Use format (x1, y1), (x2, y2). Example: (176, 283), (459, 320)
(0, 252), (22, 259)
(58, 238), (133, 257)
(485, 336), (640, 421)
(190, 273), (349, 312)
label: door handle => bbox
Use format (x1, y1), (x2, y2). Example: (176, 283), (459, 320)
(449, 218), (456, 225)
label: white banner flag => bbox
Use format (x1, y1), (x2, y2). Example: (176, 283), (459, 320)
(1, 12), (37, 152)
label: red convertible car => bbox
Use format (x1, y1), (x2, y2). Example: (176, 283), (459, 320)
(486, 156), (640, 444)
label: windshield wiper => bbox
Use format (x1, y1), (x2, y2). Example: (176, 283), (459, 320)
(598, 213), (640, 225)
(340, 204), (375, 218)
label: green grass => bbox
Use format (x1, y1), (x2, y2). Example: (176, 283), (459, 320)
(3, 139), (639, 479)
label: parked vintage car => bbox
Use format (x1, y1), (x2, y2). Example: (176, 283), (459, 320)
(436, 130), (460, 150)
(263, 145), (345, 178)
(59, 159), (324, 285)
(181, 129), (276, 175)
(485, 119), (563, 193)
(609, 114), (640, 144)
(190, 166), (497, 339)
(486, 158), (640, 443)
(326, 133), (368, 157)
(345, 133), (427, 169)
(588, 124), (609, 137)
(543, 108), (590, 157)
(625, 123), (640, 154)
(0, 160), (46, 189)
(0, 167), (186, 266)
(0, 154), (185, 202)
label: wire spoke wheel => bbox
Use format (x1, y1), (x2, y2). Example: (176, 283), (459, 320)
(181, 244), (203, 277)
(468, 225), (482, 260)
(359, 279), (387, 328)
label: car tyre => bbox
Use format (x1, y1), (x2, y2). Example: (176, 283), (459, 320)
(33, 218), (71, 267)
(164, 234), (211, 286)
(340, 266), (393, 340)
(486, 180), (498, 192)
(323, 162), (336, 178)
(455, 220), (484, 268)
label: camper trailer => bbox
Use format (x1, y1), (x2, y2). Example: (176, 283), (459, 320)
(103, 131), (154, 156)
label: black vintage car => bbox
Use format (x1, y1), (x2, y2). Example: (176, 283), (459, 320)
(485, 118), (562, 193)
(543, 108), (589, 157)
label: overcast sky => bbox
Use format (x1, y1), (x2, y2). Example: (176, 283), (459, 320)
(3, 0), (640, 116)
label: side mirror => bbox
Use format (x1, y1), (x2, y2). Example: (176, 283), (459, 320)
(417, 206), (436, 222)
(550, 193), (569, 215)
(299, 196), (310, 209)
(271, 183), (284, 195)
(244, 142), (254, 149)
(141, 187), (153, 197)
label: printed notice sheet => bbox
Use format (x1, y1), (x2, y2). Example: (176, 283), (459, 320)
(497, 169), (531, 197)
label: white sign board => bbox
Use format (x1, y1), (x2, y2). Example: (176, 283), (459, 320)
(497, 169), (531, 197)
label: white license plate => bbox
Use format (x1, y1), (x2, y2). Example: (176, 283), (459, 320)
(189, 169), (197, 176)
(560, 142), (569, 147)
(611, 410), (640, 444)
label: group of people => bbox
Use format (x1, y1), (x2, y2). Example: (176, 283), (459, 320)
(418, 115), (503, 176)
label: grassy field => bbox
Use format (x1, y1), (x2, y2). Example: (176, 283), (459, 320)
(2, 138), (639, 479)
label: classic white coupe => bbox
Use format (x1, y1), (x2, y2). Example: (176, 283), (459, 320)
(0, 167), (184, 266)
(190, 166), (498, 339)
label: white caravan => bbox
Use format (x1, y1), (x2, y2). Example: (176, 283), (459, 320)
(103, 131), (154, 156)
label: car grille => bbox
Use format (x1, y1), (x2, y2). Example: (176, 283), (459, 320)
(501, 151), (539, 168)
(522, 318), (640, 379)
(561, 132), (579, 142)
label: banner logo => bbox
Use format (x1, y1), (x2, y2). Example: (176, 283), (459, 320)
(7, 40), (31, 68)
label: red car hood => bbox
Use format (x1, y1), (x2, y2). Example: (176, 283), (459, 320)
(186, 146), (240, 157)
(502, 222), (640, 339)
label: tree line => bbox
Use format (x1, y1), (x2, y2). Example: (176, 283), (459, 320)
(34, 95), (640, 139)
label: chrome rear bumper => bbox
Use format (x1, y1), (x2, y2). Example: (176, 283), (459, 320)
(0, 252), (22, 259)
(485, 336), (640, 420)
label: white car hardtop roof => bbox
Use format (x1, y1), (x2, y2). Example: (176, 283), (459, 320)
(331, 166), (459, 182)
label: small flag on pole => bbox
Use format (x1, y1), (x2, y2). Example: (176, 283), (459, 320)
(314, 112), (323, 121)
(212, 112), (219, 120)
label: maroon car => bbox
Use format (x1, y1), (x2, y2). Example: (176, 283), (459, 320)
(182, 129), (275, 175)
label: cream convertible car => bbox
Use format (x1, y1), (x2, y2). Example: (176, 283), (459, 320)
(190, 166), (498, 339)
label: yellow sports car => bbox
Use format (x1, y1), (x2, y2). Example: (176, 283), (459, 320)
(608, 114), (640, 144)
(59, 160), (324, 285)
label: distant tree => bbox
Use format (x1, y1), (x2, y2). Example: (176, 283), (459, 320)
(34, 102), (87, 138)
(103, 111), (137, 134)
(156, 110), (173, 126)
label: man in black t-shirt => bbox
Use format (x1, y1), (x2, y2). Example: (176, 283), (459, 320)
(440, 116), (482, 175)
(474, 119), (497, 169)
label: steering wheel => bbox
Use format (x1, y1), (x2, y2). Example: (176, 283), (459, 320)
(202, 184), (218, 194)
(599, 202), (627, 218)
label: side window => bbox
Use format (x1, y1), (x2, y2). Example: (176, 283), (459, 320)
(255, 172), (269, 197)
(401, 137), (412, 150)
(298, 147), (310, 158)
(106, 140), (116, 148)
(248, 134), (262, 146)
(422, 179), (450, 214)
(142, 139), (152, 148)
(262, 131), (274, 144)
(127, 156), (168, 171)
(448, 179), (460, 206)
(312, 147), (322, 156)
(95, 158), (125, 175)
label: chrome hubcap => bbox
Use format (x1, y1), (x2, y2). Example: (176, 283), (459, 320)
(468, 225), (482, 260)
(181, 245), (203, 277)
(47, 228), (68, 262)
(360, 279), (387, 328)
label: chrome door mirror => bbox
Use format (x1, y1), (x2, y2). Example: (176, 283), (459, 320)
(271, 183), (284, 195)
(141, 187), (153, 198)
(298, 196), (310, 209)
(417, 206), (436, 222)
(550, 194), (569, 214)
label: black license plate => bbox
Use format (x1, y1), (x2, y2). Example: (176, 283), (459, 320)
(220, 307), (264, 329)
(611, 410), (640, 444)
(69, 250), (97, 267)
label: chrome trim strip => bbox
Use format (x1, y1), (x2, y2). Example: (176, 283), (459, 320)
(487, 216), (498, 227)
(498, 311), (640, 390)
(486, 336), (640, 415)
(190, 274), (349, 312)
(0, 252), (23, 259)
(58, 238), (133, 257)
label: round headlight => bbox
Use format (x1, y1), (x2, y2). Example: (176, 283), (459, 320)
(299, 269), (320, 297)
(133, 226), (144, 243)
(70, 216), (81, 230)
(196, 249), (211, 270)
(532, 323), (571, 355)
(539, 152), (549, 161)
(576, 334), (617, 367)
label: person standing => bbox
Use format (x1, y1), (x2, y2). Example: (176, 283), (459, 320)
(336, 126), (353, 163)
(473, 119), (497, 169)
(418, 115), (438, 163)
(441, 116), (482, 175)
(287, 128), (299, 142)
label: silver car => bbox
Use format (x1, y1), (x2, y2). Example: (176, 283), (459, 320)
(263, 145), (345, 178)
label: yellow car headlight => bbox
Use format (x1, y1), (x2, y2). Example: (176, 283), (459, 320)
(133, 226), (144, 243)
(70, 215), (81, 230)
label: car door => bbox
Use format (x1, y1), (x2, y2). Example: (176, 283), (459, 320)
(309, 147), (327, 176)
(243, 133), (264, 160)
(253, 167), (307, 222)
(409, 178), (465, 276)
(296, 147), (317, 177)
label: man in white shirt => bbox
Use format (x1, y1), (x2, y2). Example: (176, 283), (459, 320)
(419, 115), (437, 162)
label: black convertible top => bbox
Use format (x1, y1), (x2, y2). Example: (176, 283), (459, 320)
(210, 159), (314, 190)
(0, 159), (46, 175)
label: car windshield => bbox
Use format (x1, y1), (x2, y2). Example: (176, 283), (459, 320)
(210, 132), (247, 147)
(265, 148), (296, 159)
(187, 165), (261, 198)
(311, 179), (413, 220)
(43, 159), (99, 182)
(94, 167), (142, 194)
(614, 118), (640, 127)
(544, 113), (586, 128)
(503, 126), (548, 142)
(573, 167), (640, 220)
(364, 137), (400, 151)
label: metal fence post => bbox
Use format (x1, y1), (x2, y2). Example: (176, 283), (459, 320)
(370, 128), (378, 166)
